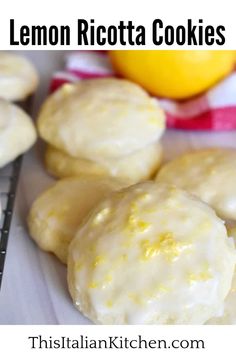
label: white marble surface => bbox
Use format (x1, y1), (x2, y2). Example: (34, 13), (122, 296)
(0, 51), (236, 324)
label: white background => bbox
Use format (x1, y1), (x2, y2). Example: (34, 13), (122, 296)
(0, 325), (235, 353)
(0, 0), (235, 49)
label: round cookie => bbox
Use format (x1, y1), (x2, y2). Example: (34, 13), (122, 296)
(45, 143), (163, 186)
(28, 177), (123, 264)
(37, 79), (165, 161)
(155, 148), (236, 221)
(67, 182), (236, 324)
(0, 99), (37, 168)
(0, 53), (38, 101)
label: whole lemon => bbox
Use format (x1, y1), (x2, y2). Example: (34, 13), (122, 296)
(109, 50), (236, 99)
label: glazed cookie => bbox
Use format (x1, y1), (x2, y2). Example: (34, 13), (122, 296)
(45, 143), (163, 186)
(37, 79), (165, 161)
(28, 177), (123, 264)
(0, 52), (38, 101)
(155, 148), (236, 221)
(67, 182), (235, 324)
(0, 99), (37, 168)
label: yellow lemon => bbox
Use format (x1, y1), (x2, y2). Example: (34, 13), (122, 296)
(109, 50), (236, 99)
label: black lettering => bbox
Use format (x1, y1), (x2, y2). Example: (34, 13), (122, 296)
(72, 340), (79, 349)
(97, 25), (106, 45)
(136, 26), (145, 45)
(98, 339), (108, 348)
(53, 339), (60, 349)
(48, 336), (53, 349)
(109, 336), (119, 348)
(32, 25), (47, 45)
(172, 340), (179, 349)
(127, 20), (135, 45)
(123, 337), (129, 348)
(28, 336), (38, 349)
(148, 339), (157, 349)
(190, 339), (205, 349)
(165, 25), (174, 45)
(89, 339), (97, 349)
(90, 19), (95, 45)
(158, 339), (168, 349)
(216, 25), (225, 45)
(180, 340), (189, 349)
(205, 26), (215, 45)
(107, 26), (117, 45)
(20, 26), (30, 45)
(138, 335), (148, 348)
(48, 26), (58, 45)
(118, 21), (126, 45)
(176, 26), (186, 45)
(129, 339), (138, 349)
(187, 19), (197, 45)
(198, 19), (203, 45)
(39, 335), (48, 349)
(78, 19), (89, 45)
(10, 19), (19, 45)
(152, 19), (163, 45)
(66, 337), (72, 349)
(60, 25), (70, 45)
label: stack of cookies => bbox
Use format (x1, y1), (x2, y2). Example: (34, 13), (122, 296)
(37, 78), (165, 186)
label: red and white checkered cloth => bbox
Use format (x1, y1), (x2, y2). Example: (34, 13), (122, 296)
(50, 51), (236, 131)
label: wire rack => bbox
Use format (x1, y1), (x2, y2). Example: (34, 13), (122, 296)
(0, 156), (22, 289)
(0, 96), (31, 290)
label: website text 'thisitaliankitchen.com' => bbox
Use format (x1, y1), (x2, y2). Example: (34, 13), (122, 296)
(28, 334), (205, 350)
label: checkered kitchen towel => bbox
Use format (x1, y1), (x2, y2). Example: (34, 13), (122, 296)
(50, 51), (236, 131)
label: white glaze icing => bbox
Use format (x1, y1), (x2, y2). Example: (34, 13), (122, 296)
(68, 182), (236, 324)
(38, 79), (165, 160)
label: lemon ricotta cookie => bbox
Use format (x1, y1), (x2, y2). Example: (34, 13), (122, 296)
(155, 148), (236, 221)
(67, 182), (236, 324)
(28, 177), (123, 264)
(0, 99), (37, 168)
(37, 79), (165, 161)
(0, 52), (38, 101)
(45, 143), (163, 185)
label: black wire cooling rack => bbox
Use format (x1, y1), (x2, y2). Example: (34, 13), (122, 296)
(0, 156), (22, 289)
(0, 96), (32, 290)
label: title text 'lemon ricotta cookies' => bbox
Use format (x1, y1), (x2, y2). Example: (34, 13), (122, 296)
(0, 52), (38, 101)
(27, 177), (123, 264)
(0, 99), (37, 168)
(155, 148), (236, 221)
(67, 182), (236, 325)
